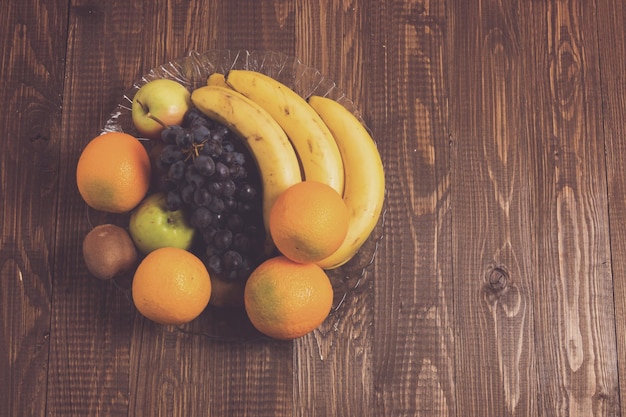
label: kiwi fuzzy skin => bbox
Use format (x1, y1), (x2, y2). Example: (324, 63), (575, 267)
(83, 224), (138, 280)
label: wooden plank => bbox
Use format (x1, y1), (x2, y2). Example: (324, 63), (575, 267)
(364, 1), (456, 416)
(47, 0), (157, 415)
(0, 0), (68, 416)
(448, 0), (537, 415)
(520, 1), (620, 415)
(591, 0), (626, 416)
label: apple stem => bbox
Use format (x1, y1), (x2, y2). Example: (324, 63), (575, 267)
(149, 114), (168, 129)
(137, 98), (168, 129)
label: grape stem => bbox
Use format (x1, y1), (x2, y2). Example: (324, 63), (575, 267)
(183, 140), (208, 162)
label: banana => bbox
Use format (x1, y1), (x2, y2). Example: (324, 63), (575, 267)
(206, 72), (229, 88)
(308, 96), (385, 270)
(190, 85), (302, 235)
(225, 70), (345, 195)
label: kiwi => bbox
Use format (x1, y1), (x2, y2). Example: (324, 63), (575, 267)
(83, 224), (138, 280)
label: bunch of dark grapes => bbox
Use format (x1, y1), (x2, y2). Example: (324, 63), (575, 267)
(154, 108), (267, 281)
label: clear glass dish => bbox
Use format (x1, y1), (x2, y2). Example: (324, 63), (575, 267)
(94, 50), (385, 341)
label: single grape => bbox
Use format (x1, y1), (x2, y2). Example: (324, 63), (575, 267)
(229, 165), (247, 179)
(206, 180), (223, 195)
(193, 154), (216, 177)
(223, 196), (237, 212)
(160, 145), (184, 164)
(208, 196), (225, 213)
(213, 229), (233, 250)
(221, 179), (236, 197)
(202, 139), (223, 158)
(192, 124), (211, 144)
(193, 187), (212, 207)
(214, 162), (230, 180)
(222, 152), (235, 165)
(222, 250), (243, 271)
(236, 152), (246, 165)
(228, 152), (245, 166)
(232, 233), (251, 253)
(168, 160), (186, 182)
(227, 213), (244, 232)
(222, 140), (235, 153)
(166, 191), (182, 211)
(207, 255), (222, 274)
(181, 184), (194, 204)
(191, 207), (212, 229)
(175, 131), (193, 148)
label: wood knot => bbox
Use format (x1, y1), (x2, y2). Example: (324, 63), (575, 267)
(483, 265), (523, 315)
(487, 266), (509, 291)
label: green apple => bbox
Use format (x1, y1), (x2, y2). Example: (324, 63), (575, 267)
(129, 192), (195, 255)
(131, 79), (192, 139)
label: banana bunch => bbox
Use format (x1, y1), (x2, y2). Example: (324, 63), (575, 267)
(191, 70), (385, 269)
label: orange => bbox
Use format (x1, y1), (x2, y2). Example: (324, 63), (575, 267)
(244, 256), (333, 340)
(132, 247), (212, 325)
(76, 132), (151, 213)
(269, 181), (349, 264)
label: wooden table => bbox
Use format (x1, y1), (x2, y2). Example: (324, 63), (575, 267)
(4, 0), (626, 416)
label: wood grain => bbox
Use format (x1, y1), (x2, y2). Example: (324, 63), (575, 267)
(370, 1), (456, 416)
(222, 0), (296, 54)
(597, 0), (626, 415)
(0, 0), (67, 416)
(522, 1), (619, 415)
(448, 0), (537, 414)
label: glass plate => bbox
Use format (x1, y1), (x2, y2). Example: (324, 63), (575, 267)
(96, 50), (385, 341)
